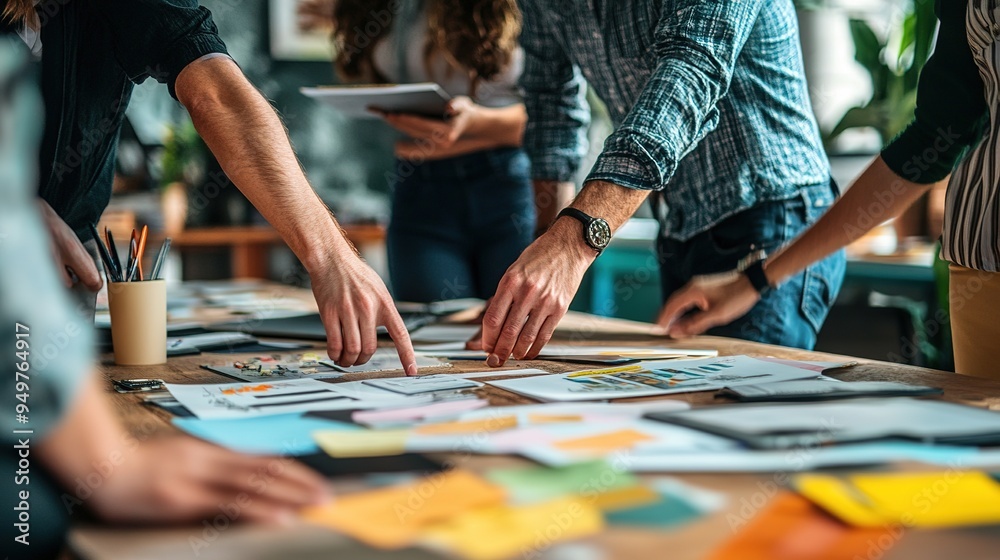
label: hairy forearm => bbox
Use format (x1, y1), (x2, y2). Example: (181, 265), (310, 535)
(765, 156), (938, 284)
(175, 57), (355, 271)
(570, 180), (652, 232)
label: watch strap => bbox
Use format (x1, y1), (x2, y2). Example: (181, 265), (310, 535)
(558, 207), (594, 227)
(743, 259), (772, 295)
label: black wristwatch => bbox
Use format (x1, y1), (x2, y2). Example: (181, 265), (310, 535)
(737, 250), (772, 295)
(558, 208), (612, 255)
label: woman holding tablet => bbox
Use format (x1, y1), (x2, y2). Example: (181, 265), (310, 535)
(302, 0), (551, 303)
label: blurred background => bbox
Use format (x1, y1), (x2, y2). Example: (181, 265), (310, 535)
(104, 0), (949, 368)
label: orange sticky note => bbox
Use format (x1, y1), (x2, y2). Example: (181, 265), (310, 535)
(708, 493), (893, 560)
(553, 429), (655, 453)
(301, 469), (506, 549)
(591, 484), (661, 512)
(414, 415), (518, 435)
(422, 497), (604, 560)
(527, 414), (584, 424)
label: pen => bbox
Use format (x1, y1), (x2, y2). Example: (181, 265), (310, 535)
(106, 227), (123, 282)
(150, 238), (171, 280)
(88, 224), (120, 283)
(127, 232), (138, 281)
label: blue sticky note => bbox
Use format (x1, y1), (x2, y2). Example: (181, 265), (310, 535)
(173, 413), (361, 456)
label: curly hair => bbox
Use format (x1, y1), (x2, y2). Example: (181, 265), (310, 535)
(2, 0), (36, 27)
(331, 0), (520, 91)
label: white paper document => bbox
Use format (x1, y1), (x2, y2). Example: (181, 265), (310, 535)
(487, 355), (820, 402)
(362, 374), (481, 395)
(164, 378), (417, 419)
(320, 348), (446, 374)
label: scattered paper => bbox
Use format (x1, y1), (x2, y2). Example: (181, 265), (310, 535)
(422, 497), (604, 560)
(485, 460), (637, 505)
(414, 416), (519, 436)
(352, 398), (489, 426)
(552, 429), (657, 453)
(488, 356), (820, 402)
(173, 413), (359, 455)
(301, 470), (506, 549)
(794, 471), (1000, 528)
(312, 429), (409, 458)
(321, 348), (446, 374)
(164, 378), (417, 419)
(363, 374), (480, 395)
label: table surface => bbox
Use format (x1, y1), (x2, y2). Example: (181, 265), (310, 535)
(73, 285), (1000, 560)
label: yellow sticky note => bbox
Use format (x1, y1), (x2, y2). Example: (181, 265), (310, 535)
(527, 414), (584, 424)
(853, 471), (1000, 528)
(302, 469), (507, 549)
(795, 472), (1000, 528)
(422, 497), (604, 560)
(312, 429), (408, 458)
(414, 415), (518, 435)
(792, 475), (888, 527)
(590, 484), (661, 512)
(552, 429), (656, 453)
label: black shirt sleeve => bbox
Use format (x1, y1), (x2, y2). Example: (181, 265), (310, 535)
(881, 0), (989, 184)
(93, 0), (229, 99)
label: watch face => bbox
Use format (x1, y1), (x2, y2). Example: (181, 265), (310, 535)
(586, 218), (612, 250)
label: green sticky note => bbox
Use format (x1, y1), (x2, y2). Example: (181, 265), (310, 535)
(604, 492), (703, 527)
(486, 460), (637, 504)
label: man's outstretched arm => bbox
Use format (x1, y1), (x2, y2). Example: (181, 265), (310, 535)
(174, 56), (416, 374)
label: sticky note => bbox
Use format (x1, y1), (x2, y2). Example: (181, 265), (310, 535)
(313, 429), (408, 458)
(413, 415), (518, 435)
(603, 490), (704, 528)
(173, 413), (359, 456)
(552, 429), (656, 453)
(590, 485), (661, 512)
(707, 493), (891, 560)
(422, 497), (604, 560)
(527, 414), (584, 424)
(301, 469), (506, 549)
(796, 471), (1000, 528)
(486, 460), (637, 505)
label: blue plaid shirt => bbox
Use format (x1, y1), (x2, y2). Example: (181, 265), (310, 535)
(520, 0), (832, 240)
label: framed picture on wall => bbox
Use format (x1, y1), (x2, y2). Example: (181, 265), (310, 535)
(268, 0), (335, 61)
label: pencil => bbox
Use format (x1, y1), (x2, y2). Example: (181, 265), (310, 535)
(136, 225), (148, 280)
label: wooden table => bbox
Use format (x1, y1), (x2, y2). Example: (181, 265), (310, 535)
(72, 287), (1000, 560)
(168, 225), (386, 279)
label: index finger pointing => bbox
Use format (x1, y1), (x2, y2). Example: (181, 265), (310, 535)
(383, 308), (418, 376)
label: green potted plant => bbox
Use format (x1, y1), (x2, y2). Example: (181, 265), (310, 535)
(158, 119), (206, 234)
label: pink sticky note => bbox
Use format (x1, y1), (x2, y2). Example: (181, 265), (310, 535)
(353, 399), (489, 424)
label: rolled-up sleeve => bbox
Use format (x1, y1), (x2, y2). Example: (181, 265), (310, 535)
(881, 0), (988, 184)
(519, 0), (591, 182)
(0, 45), (90, 445)
(587, 0), (764, 191)
(94, 0), (230, 99)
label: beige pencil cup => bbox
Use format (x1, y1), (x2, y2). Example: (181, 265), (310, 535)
(108, 280), (167, 366)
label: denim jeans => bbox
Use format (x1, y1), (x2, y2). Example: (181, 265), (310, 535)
(658, 183), (846, 350)
(387, 147), (535, 302)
